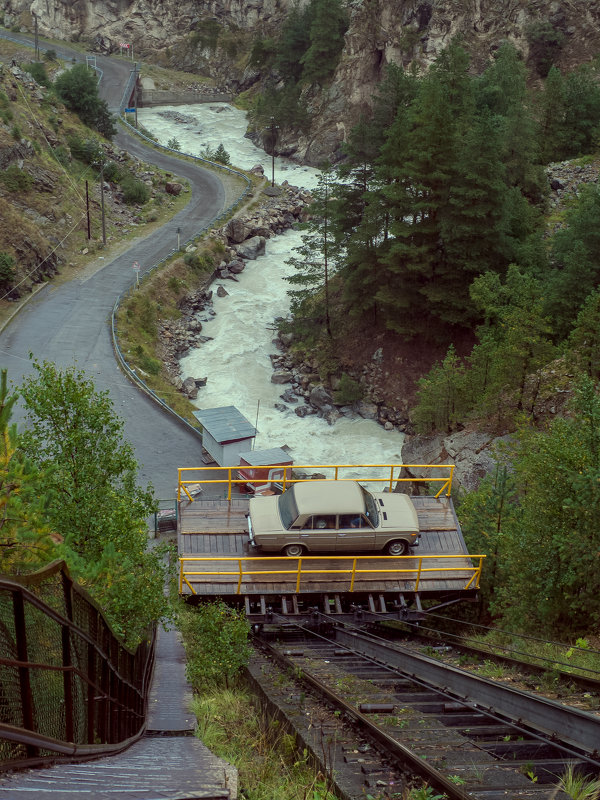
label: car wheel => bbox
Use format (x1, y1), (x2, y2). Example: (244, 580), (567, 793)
(386, 539), (409, 556)
(283, 543), (304, 558)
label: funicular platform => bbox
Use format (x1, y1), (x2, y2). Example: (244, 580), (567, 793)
(177, 464), (484, 626)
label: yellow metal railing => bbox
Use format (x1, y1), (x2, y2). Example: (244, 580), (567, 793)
(179, 554), (484, 595)
(177, 463), (456, 502)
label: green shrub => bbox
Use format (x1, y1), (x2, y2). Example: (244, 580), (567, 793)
(184, 251), (214, 272)
(167, 137), (181, 151)
(0, 165), (33, 192)
(214, 143), (231, 165)
(0, 252), (16, 289)
(51, 145), (70, 167)
(67, 135), (102, 165)
(179, 600), (251, 689)
(43, 50), (57, 62)
(334, 373), (363, 405)
(24, 61), (50, 87)
(120, 176), (150, 205)
(134, 346), (161, 375)
(0, 91), (10, 109)
(0, 109), (13, 124)
(102, 161), (123, 182)
(11, 125), (21, 141)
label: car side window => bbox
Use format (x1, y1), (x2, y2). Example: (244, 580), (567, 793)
(339, 514), (368, 529)
(314, 515), (337, 529)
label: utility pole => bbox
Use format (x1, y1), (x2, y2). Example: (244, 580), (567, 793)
(134, 63), (138, 128)
(85, 180), (91, 239)
(100, 163), (106, 246)
(269, 117), (278, 187)
(33, 14), (39, 60)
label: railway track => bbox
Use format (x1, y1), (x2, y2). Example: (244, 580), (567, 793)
(255, 620), (600, 799)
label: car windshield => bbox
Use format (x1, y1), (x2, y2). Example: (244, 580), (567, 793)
(278, 487), (299, 529)
(360, 485), (379, 527)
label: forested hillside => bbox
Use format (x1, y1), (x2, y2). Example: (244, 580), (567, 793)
(275, 36), (600, 637)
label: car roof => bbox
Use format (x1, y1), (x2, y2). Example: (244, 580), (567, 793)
(291, 480), (365, 515)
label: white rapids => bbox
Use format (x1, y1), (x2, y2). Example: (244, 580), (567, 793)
(137, 104), (405, 483)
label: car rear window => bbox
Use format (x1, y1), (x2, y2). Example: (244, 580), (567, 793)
(278, 487), (299, 529)
(361, 485), (379, 527)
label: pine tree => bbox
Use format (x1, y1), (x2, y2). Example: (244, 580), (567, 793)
(301, 0), (348, 85)
(567, 289), (600, 379)
(536, 65), (567, 163)
(547, 184), (600, 339)
(285, 168), (342, 338)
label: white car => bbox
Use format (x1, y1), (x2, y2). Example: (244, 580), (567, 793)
(247, 480), (420, 557)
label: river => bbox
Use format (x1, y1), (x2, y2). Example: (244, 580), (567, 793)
(137, 104), (405, 481)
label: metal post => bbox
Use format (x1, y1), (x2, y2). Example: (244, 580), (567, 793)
(13, 591), (37, 757)
(34, 15), (39, 61)
(134, 63), (138, 128)
(177, 227), (181, 249)
(100, 163), (106, 246)
(86, 180), (91, 239)
(270, 117), (276, 187)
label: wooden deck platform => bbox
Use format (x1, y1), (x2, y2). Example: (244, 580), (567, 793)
(178, 494), (481, 614)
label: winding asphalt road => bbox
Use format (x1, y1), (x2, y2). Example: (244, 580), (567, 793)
(0, 35), (236, 498)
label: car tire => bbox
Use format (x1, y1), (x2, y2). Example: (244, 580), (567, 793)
(283, 543), (305, 558)
(386, 539), (409, 556)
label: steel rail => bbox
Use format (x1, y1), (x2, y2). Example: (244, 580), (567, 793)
(257, 635), (472, 800)
(336, 628), (600, 759)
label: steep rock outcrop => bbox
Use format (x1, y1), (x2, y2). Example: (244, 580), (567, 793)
(5, 1), (600, 164)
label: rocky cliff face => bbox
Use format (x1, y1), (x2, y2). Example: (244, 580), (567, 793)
(4, 0), (600, 163)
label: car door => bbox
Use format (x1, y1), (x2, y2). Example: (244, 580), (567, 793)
(336, 514), (376, 552)
(298, 515), (338, 552)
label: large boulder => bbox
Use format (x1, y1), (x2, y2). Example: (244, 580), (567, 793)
(234, 235), (266, 260)
(309, 385), (335, 412)
(400, 430), (508, 493)
(225, 217), (249, 244)
(271, 369), (293, 384)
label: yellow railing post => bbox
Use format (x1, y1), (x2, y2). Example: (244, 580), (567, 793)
(415, 557), (423, 591)
(334, 466), (339, 481)
(179, 558), (183, 594)
(237, 559), (243, 594)
(389, 466), (394, 493)
(350, 558), (357, 592)
(296, 558), (302, 593)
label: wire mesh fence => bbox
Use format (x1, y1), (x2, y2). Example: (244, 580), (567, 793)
(0, 560), (155, 770)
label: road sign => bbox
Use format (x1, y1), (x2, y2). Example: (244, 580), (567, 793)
(125, 108), (136, 113)
(119, 43), (130, 48)
(133, 261), (140, 271)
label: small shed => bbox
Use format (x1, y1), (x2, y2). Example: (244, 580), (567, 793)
(193, 406), (256, 466)
(238, 447), (293, 493)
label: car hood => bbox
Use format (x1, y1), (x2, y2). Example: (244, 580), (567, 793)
(372, 493), (419, 532)
(249, 495), (283, 533)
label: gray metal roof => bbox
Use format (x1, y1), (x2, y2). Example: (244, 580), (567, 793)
(238, 447), (292, 466)
(193, 406), (256, 443)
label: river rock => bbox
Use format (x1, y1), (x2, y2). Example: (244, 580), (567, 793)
(271, 369), (293, 384)
(274, 402), (287, 412)
(356, 401), (379, 420)
(228, 260), (245, 274)
(165, 182), (183, 195)
(280, 389), (298, 403)
(234, 235), (266, 260)
(309, 385), (335, 412)
(225, 218), (249, 244)
(216, 285), (229, 297)
(182, 377), (198, 399)
(295, 405), (317, 418)
(323, 408), (341, 426)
